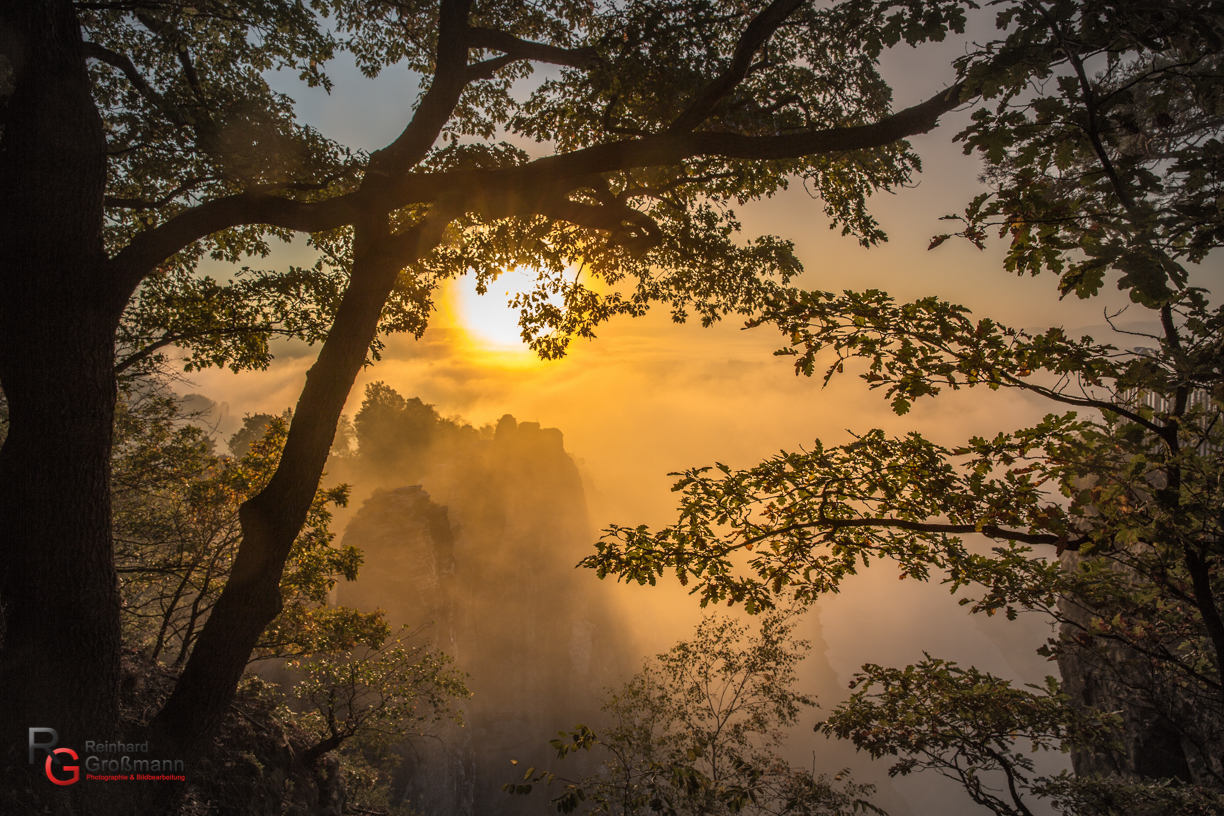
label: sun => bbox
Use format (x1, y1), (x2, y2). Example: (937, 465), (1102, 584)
(442, 268), (562, 368)
(451, 269), (533, 349)
(441, 265), (602, 369)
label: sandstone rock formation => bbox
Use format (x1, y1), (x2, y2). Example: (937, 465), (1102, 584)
(337, 415), (629, 815)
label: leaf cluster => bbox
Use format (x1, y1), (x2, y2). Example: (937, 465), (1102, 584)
(821, 657), (1121, 816)
(585, 289), (1224, 797)
(290, 625), (471, 764)
(944, 0), (1224, 304)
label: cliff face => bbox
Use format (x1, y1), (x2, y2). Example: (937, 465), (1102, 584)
(337, 415), (629, 815)
(334, 485), (456, 643)
(1056, 553), (1224, 789)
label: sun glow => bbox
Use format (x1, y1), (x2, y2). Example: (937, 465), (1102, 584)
(454, 269), (533, 348)
(442, 268), (555, 368)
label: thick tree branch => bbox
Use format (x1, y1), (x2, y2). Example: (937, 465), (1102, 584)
(150, 202), (460, 753)
(367, 0), (475, 177)
(174, 40), (205, 104)
(1184, 546), (1224, 681)
(1030, 1), (1137, 214)
(133, 10), (219, 143)
(988, 372), (1167, 436)
(107, 83), (967, 305)
(542, 199), (663, 254)
(466, 26), (598, 69)
(739, 517), (1087, 550)
(302, 732), (346, 769)
(459, 181), (664, 251)
(979, 744), (1035, 816)
(378, 82), (971, 209)
(105, 191), (362, 301)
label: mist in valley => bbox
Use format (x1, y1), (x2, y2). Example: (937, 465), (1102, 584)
(180, 361), (1072, 816)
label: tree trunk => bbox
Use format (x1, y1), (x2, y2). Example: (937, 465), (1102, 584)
(0, 0), (123, 768)
(302, 733), (345, 769)
(151, 217), (417, 754)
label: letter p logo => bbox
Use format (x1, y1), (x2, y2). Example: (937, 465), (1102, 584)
(28, 728), (58, 764)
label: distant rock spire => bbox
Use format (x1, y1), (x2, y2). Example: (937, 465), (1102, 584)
(336, 417), (630, 816)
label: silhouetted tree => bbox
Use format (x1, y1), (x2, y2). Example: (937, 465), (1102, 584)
(227, 412), (282, 459)
(512, 613), (881, 816)
(290, 625), (470, 775)
(112, 392), (385, 665)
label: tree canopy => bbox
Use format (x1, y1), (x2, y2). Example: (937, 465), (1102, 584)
(99, 0), (977, 372)
(511, 613), (883, 816)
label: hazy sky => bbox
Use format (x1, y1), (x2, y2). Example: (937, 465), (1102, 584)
(180, 18), (1223, 815)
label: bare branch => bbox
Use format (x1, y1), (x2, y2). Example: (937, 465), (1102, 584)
(465, 54), (516, 82)
(105, 176), (215, 210)
(504, 82), (969, 179)
(83, 40), (188, 128)
(114, 323), (299, 375)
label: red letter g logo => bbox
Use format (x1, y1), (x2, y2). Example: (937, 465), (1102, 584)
(45, 748), (79, 786)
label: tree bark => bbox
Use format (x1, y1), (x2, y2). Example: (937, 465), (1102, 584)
(150, 213), (449, 754)
(0, 0), (123, 768)
(148, 0), (473, 741)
